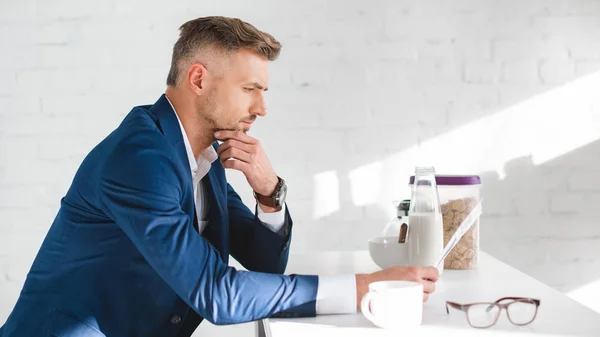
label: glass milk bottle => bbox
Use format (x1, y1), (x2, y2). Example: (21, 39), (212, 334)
(407, 167), (444, 272)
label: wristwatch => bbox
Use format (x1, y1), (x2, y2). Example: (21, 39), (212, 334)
(254, 176), (287, 209)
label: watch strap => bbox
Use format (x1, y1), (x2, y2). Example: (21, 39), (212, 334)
(254, 192), (278, 208)
(254, 176), (284, 208)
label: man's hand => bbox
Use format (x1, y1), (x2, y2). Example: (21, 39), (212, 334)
(215, 131), (278, 197)
(355, 266), (439, 310)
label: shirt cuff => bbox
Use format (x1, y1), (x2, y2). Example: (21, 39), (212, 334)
(256, 203), (287, 233)
(316, 275), (357, 315)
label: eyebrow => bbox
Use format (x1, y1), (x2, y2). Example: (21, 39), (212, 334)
(248, 82), (268, 91)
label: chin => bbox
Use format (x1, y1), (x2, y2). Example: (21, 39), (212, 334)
(239, 124), (251, 133)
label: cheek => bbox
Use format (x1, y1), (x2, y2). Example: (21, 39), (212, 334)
(228, 92), (251, 115)
(216, 88), (252, 122)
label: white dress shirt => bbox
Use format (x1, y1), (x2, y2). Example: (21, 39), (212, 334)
(167, 96), (356, 315)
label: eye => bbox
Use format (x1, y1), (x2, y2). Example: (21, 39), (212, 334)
(244, 87), (254, 92)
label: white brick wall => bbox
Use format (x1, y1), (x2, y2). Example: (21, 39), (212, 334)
(2, 0), (600, 335)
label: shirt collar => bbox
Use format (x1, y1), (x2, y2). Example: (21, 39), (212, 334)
(165, 95), (218, 181)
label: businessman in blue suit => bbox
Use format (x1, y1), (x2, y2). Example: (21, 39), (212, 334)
(0, 16), (439, 337)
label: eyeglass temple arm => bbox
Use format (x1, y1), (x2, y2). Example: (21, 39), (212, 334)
(446, 301), (465, 314)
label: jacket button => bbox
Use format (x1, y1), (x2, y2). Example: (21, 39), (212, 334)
(170, 315), (182, 324)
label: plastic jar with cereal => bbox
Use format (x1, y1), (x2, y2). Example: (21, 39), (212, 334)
(409, 175), (481, 270)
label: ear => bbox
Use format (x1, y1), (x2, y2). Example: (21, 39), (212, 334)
(186, 63), (208, 95)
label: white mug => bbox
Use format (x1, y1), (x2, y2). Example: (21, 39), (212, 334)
(360, 280), (423, 329)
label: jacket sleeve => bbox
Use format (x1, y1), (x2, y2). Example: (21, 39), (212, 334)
(227, 183), (292, 275)
(97, 138), (317, 324)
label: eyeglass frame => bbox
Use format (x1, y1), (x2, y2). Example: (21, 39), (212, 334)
(446, 297), (541, 329)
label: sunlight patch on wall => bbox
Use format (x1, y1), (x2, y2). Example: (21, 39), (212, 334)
(348, 70), (600, 212)
(312, 170), (340, 219)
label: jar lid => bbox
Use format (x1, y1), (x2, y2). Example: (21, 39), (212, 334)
(409, 175), (481, 186)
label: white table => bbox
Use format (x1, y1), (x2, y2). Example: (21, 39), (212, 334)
(257, 251), (600, 336)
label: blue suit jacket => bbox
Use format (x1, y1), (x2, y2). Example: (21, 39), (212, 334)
(0, 95), (318, 337)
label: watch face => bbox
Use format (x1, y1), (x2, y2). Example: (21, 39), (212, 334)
(279, 184), (287, 200)
(275, 183), (287, 207)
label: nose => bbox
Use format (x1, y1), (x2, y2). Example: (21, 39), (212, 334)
(251, 95), (267, 117)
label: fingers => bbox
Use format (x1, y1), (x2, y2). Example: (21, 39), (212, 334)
(217, 139), (254, 157)
(421, 280), (436, 295)
(217, 139), (255, 165)
(421, 266), (440, 282)
(219, 147), (252, 164)
(408, 266), (437, 302)
(418, 267), (437, 300)
(373, 266), (437, 303)
(214, 130), (257, 145)
(221, 157), (249, 172)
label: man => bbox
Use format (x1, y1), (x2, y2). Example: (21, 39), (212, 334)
(0, 16), (438, 337)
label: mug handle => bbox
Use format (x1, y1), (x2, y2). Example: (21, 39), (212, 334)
(361, 292), (385, 328)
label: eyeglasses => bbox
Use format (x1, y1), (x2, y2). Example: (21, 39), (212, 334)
(446, 297), (541, 329)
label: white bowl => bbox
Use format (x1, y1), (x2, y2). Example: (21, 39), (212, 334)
(368, 236), (409, 269)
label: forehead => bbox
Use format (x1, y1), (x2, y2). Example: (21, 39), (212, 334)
(226, 49), (269, 85)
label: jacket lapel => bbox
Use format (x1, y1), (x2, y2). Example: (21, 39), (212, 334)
(149, 94), (196, 239)
(201, 168), (229, 263)
(149, 94), (229, 263)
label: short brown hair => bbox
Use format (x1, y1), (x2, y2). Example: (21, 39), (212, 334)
(166, 16), (282, 86)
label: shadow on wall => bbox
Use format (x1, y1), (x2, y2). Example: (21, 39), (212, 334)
(480, 138), (600, 292)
